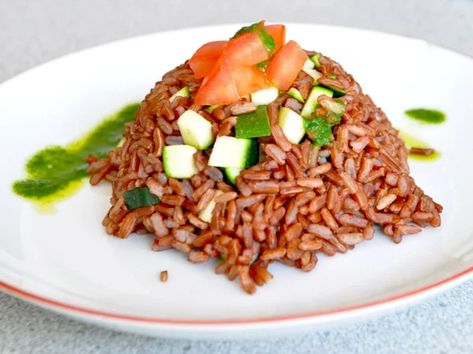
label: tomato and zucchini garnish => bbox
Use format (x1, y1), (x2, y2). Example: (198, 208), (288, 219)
(190, 21), (308, 106)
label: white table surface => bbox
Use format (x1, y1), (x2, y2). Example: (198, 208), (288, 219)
(1, 0), (472, 353)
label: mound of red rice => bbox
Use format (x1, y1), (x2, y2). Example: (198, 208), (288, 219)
(88, 51), (442, 294)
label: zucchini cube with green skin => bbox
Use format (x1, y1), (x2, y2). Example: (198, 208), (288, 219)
(236, 105), (271, 139)
(303, 58), (315, 70)
(302, 58), (323, 81)
(208, 136), (258, 169)
(278, 107), (305, 144)
(310, 53), (322, 68)
(163, 145), (198, 179)
(303, 67), (323, 81)
(250, 87), (279, 105)
(301, 86), (334, 118)
(169, 86), (190, 103)
(224, 167), (242, 186)
(288, 88), (305, 103)
(320, 84), (346, 98)
(177, 110), (215, 150)
(205, 105), (219, 113)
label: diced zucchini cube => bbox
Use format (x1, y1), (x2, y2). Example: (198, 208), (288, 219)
(224, 167), (242, 186)
(310, 53), (322, 68)
(169, 86), (190, 103)
(205, 105), (220, 113)
(177, 110), (215, 150)
(302, 67), (322, 81)
(278, 107), (305, 144)
(303, 59), (315, 69)
(236, 105), (271, 139)
(288, 88), (305, 103)
(301, 86), (334, 118)
(250, 87), (279, 105)
(163, 145), (198, 179)
(208, 136), (258, 168)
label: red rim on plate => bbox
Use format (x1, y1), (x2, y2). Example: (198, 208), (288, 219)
(0, 266), (472, 326)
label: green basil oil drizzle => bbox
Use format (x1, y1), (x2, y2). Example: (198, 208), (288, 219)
(404, 108), (446, 124)
(399, 131), (441, 161)
(400, 107), (446, 161)
(13, 102), (140, 203)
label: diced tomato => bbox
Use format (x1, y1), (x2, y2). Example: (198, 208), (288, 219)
(230, 65), (270, 96)
(194, 58), (240, 105)
(264, 24), (286, 53)
(266, 40), (308, 91)
(189, 41), (227, 79)
(192, 22), (296, 105)
(224, 31), (269, 66)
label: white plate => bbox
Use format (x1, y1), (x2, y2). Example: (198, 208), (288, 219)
(0, 24), (472, 339)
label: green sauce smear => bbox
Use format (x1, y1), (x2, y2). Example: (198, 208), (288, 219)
(404, 108), (446, 124)
(399, 131), (441, 162)
(13, 102), (140, 204)
(304, 117), (333, 147)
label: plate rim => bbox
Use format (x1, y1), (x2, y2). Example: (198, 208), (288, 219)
(1, 23), (472, 330)
(0, 267), (472, 328)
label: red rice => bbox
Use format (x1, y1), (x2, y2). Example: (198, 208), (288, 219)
(89, 53), (442, 294)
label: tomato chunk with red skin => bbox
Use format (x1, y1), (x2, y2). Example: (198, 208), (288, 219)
(266, 40), (308, 91)
(230, 65), (270, 96)
(265, 25), (286, 53)
(224, 31), (269, 66)
(189, 41), (227, 79)
(194, 58), (240, 105)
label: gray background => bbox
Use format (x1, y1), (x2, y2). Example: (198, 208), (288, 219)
(1, 0), (472, 353)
